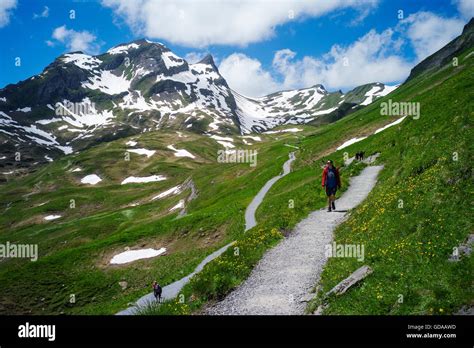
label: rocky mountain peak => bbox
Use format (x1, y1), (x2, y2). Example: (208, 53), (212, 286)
(196, 54), (219, 70)
(0, 38), (398, 172)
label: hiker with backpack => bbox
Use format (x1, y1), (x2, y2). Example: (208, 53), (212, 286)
(321, 160), (341, 212)
(152, 280), (162, 302)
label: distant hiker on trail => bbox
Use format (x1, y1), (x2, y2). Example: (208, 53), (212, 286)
(152, 281), (162, 302)
(322, 160), (341, 212)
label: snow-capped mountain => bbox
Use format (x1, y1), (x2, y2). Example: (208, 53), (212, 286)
(0, 39), (397, 172)
(234, 82), (397, 133)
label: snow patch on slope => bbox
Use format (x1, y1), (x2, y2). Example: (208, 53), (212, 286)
(162, 51), (185, 69)
(0, 111), (73, 154)
(169, 199), (185, 211)
(110, 248), (166, 264)
(44, 214), (62, 221)
(81, 174), (102, 185)
(264, 128), (302, 134)
(361, 84), (398, 106)
(209, 134), (235, 149)
(336, 137), (368, 151)
(56, 98), (115, 128)
(121, 175), (167, 185)
(16, 107), (32, 113)
(62, 53), (101, 70)
(82, 70), (131, 95)
(152, 185), (182, 200)
(374, 116), (407, 134)
(167, 144), (196, 158)
(336, 116), (406, 151)
(127, 148), (156, 158)
(107, 43), (139, 55)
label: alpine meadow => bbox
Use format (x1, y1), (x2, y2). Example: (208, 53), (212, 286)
(0, 0), (472, 346)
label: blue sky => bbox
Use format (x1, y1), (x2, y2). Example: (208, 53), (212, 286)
(0, 0), (472, 96)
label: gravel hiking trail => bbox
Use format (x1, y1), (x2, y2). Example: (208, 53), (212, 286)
(117, 152), (296, 315)
(207, 165), (383, 315)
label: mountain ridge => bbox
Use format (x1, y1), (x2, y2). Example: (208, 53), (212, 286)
(407, 17), (474, 81)
(0, 39), (396, 173)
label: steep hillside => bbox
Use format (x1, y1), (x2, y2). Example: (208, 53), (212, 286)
(307, 39), (473, 315)
(0, 125), (314, 314)
(407, 18), (474, 81)
(136, 21), (473, 315)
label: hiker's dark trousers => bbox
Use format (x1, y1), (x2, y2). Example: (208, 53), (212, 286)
(325, 186), (337, 196)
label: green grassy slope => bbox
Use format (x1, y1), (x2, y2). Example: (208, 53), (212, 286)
(0, 43), (471, 316)
(305, 47), (473, 315)
(140, 45), (473, 315)
(0, 129), (305, 314)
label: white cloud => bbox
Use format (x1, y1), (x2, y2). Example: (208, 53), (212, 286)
(50, 25), (101, 54)
(399, 12), (465, 61)
(221, 29), (411, 96)
(349, 6), (373, 26)
(455, 0), (474, 19)
(185, 51), (208, 64)
(33, 6), (49, 19)
(219, 10), (467, 96)
(275, 28), (411, 91)
(272, 49), (326, 89)
(219, 53), (280, 97)
(0, 0), (17, 28)
(101, 0), (378, 47)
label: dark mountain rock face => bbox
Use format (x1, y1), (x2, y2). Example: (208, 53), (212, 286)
(407, 18), (474, 81)
(197, 54), (219, 71)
